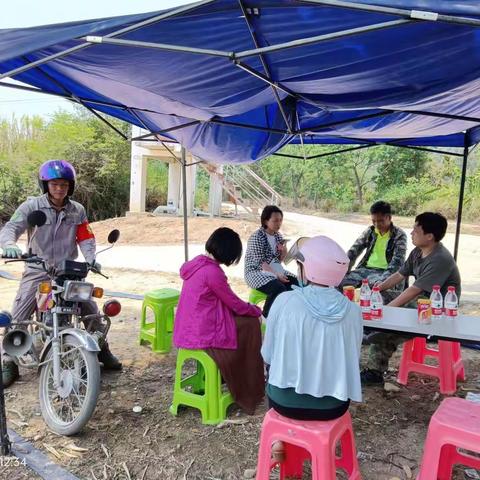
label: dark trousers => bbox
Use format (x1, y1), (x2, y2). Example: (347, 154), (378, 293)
(257, 277), (298, 317)
(268, 397), (350, 421)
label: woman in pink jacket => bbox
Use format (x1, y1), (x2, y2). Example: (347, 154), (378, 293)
(174, 227), (264, 414)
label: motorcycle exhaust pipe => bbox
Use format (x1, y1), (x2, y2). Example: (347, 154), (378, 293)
(2, 329), (33, 357)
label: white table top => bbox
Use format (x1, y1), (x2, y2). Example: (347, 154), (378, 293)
(363, 306), (480, 343)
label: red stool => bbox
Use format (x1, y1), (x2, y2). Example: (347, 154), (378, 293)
(397, 338), (465, 395)
(417, 397), (480, 479)
(255, 409), (361, 480)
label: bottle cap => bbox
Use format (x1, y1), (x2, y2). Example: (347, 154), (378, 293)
(362, 279), (368, 284)
(447, 286), (455, 291)
(372, 286), (380, 291)
(432, 284), (440, 290)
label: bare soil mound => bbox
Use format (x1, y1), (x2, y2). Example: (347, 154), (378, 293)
(91, 215), (259, 245)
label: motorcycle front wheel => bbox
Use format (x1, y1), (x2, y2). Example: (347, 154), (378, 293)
(39, 334), (100, 435)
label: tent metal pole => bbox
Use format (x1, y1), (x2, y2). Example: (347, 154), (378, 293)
(234, 61), (299, 99)
(84, 106), (129, 140)
(237, 0), (292, 132)
(453, 137), (469, 260)
(236, 19), (411, 59)
(181, 147), (189, 262)
(0, 81), (136, 113)
(388, 108), (480, 124)
(308, 144), (373, 159)
(0, 0), (216, 81)
(385, 144), (464, 157)
(273, 144), (373, 159)
(300, 110), (394, 133)
(84, 36), (231, 58)
(298, 0), (480, 28)
(209, 118), (289, 135)
(131, 121), (201, 140)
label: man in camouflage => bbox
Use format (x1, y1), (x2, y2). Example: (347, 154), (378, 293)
(0, 160), (122, 387)
(340, 201), (407, 303)
(361, 212), (461, 385)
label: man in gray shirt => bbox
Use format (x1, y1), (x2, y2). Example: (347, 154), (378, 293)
(361, 212), (461, 385)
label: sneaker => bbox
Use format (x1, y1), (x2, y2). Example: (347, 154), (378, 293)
(98, 345), (122, 371)
(2, 358), (19, 387)
(360, 368), (384, 385)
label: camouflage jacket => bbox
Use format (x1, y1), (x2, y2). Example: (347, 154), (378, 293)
(347, 224), (407, 275)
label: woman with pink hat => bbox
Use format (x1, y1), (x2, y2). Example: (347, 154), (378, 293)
(261, 235), (363, 459)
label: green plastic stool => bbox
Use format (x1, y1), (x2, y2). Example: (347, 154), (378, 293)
(169, 349), (234, 425)
(139, 288), (180, 353)
(248, 289), (267, 305)
(248, 289), (267, 333)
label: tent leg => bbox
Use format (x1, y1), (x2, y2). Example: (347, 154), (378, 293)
(453, 141), (469, 261)
(181, 147), (189, 262)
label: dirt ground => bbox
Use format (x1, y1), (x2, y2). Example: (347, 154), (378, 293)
(1, 215), (480, 480)
(91, 215), (260, 245)
(89, 211), (480, 246)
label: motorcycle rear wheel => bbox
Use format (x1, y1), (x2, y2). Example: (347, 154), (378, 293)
(39, 334), (100, 435)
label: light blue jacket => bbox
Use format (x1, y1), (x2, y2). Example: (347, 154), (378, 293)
(262, 285), (363, 402)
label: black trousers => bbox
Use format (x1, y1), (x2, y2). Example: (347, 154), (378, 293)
(268, 396), (350, 421)
(257, 276), (298, 317)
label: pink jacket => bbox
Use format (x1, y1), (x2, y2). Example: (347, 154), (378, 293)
(173, 255), (262, 349)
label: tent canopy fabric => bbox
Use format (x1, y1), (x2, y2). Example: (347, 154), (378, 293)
(1, 0), (480, 163)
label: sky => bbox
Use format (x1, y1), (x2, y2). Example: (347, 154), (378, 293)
(0, 0), (191, 119)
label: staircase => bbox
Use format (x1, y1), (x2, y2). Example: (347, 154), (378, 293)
(200, 164), (283, 218)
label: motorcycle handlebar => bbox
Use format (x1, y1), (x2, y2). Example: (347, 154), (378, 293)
(3, 254), (108, 277)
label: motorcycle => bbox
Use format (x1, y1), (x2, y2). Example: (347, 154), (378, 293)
(2, 210), (122, 435)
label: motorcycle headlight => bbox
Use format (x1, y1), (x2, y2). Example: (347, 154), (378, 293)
(63, 281), (94, 302)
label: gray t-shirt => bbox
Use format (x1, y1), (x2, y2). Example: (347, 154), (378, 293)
(399, 243), (461, 298)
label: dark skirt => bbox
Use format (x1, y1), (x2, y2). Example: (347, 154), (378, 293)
(206, 315), (265, 415)
(268, 397), (350, 421)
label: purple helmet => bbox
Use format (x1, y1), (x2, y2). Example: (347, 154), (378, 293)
(39, 160), (76, 196)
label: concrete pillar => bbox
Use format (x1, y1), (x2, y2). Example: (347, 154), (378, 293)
(179, 163), (197, 216)
(187, 163), (197, 215)
(167, 162), (181, 213)
(209, 164), (223, 216)
(129, 147), (148, 213)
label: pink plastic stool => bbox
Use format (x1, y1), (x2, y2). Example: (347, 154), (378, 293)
(397, 338), (465, 395)
(255, 409), (361, 480)
(417, 397), (480, 479)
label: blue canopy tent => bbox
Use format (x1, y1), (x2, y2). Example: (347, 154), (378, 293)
(1, 0), (480, 260)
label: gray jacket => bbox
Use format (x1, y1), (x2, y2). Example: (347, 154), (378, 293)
(0, 194), (96, 268)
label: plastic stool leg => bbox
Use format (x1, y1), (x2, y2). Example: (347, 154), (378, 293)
(280, 444), (308, 479)
(337, 428), (356, 475)
(311, 447), (336, 480)
(438, 341), (457, 395)
(417, 438), (443, 480)
(436, 444), (456, 480)
(398, 339), (414, 385)
(256, 431), (276, 480)
(413, 338), (427, 363)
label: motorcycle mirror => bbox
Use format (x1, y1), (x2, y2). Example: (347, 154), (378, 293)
(107, 229), (120, 244)
(27, 210), (47, 228)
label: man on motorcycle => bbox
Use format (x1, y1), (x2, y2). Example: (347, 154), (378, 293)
(0, 159), (122, 387)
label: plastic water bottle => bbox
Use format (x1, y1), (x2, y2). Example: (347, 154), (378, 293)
(444, 286), (458, 318)
(359, 279), (371, 320)
(370, 286), (383, 320)
(430, 285), (443, 321)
